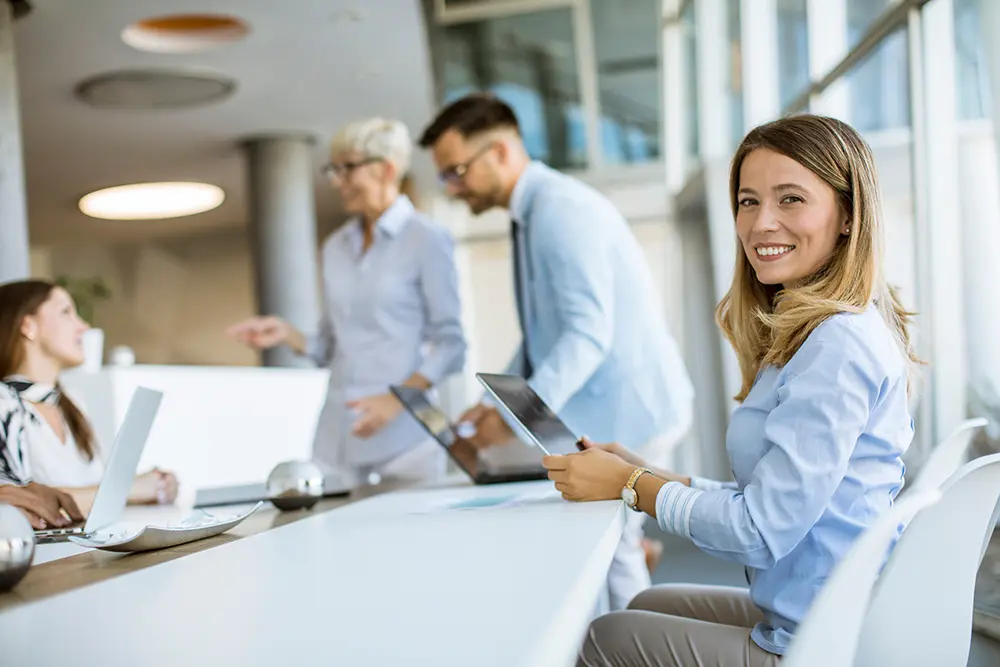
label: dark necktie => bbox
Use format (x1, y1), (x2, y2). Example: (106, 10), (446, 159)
(511, 220), (533, 378)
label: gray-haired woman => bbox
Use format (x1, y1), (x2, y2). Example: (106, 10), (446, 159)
(228, 118), (467, 485)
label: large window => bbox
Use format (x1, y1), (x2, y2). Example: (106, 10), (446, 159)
(430, 0), (663, 171)
(683, 0), (699, 163)
(954, 0), (992, 120)
(439, 8), (585, 170)
(845, 0), (908, 133)
(847, 0), (890, 48)
(589, 0), (662, 164)
(727, 0), (744, 146)
(847, 29), (909, 133)
(777, 0), (810, 110)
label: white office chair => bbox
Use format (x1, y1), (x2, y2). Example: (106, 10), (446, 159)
(781, 489), (942, 667)
(908, 417), (989, 494)
(854, 453), (1000, 667)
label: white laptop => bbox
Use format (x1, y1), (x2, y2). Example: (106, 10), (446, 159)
(35, 386), (162, 544)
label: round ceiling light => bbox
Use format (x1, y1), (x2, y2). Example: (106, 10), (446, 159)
(75, 70), (235, 109)
(79, 182), (225, 220)
(122, 14), (250, 54)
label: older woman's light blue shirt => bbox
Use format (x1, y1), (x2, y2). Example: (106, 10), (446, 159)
(656, 306), (912, 655)
(305, 196), (466, 469)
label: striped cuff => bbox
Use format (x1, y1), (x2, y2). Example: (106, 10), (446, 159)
(689, 476), (739, 491)
(655, 481), (703, 538)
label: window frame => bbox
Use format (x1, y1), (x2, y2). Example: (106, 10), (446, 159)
(430, 0), (667, 178)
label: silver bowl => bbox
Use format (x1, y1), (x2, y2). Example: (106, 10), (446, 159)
(266, 460), (325, 511)
(0, 504), (35, 591)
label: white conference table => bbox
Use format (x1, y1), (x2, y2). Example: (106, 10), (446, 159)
(0, 481), (626, 667)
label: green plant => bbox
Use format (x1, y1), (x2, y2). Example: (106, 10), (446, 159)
(54, 276), (112, 326)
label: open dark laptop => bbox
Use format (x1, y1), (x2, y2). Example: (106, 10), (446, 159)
(390, 385), (548, 484)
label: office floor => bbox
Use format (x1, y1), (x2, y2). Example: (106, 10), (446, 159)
(645, 525), (1000, 666)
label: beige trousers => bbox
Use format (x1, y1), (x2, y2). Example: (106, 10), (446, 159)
(578, 584), (782, 667)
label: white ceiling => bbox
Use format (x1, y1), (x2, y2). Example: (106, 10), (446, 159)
(12, 0), (437, 245)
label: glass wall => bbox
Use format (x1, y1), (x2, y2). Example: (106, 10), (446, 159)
(847, 27), (910, 133)
(776, 0), (809, 110)
(847, 0), (890, 47)
(682, 0), (699, 163)
(954, 0), (992, 120)
(431, 0), (664, 171)
(589, 0), (662, 164)
(438, 8), (586, 169)
(727, 0), (744, 146)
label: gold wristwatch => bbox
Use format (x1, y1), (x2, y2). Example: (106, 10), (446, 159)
(621, 467), (652, 512)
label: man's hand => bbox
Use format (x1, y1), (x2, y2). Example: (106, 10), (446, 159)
(348, 393), (404, 439)
(459, 404), (514, 449)
(0, 483), (84, 529)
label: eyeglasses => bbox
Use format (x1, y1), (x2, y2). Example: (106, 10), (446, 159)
(321, 156), (384, 180)
(437, 142), (495, 186)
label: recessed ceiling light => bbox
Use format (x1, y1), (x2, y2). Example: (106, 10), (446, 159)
(79, 182), (225, 220)
(122, 14), (249, 54)
(75, 70), (236, 109)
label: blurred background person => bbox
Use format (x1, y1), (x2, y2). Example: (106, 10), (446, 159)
(0, 280), (179, 514)
(419, 94), (695, 610)
(227, 117), (466, 486)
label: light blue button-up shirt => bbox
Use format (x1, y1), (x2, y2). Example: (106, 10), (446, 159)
(306, 196), (466, 469)
(506, 162), (693, 449)
(656, 305), (912, 655)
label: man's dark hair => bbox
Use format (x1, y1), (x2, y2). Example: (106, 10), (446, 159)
(418, 93), (521, 148)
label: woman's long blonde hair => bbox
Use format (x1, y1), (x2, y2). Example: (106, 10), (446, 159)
(716, 115), (920, 402)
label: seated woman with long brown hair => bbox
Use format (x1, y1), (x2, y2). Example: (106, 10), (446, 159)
(543, 115), (920, 666)
(0, 280), (178, 516)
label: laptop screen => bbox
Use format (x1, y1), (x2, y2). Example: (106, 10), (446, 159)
(84, 386), (163, 533)
(391, 386), (546, 479)
(475, 373), (581, 456)
(391, 386), (481, 476)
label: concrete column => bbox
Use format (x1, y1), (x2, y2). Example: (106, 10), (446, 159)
(0, 1), (30, 282)
(243, 136), (321, 368)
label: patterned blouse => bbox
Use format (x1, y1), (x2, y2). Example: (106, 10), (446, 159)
(0, 382), (32, 485)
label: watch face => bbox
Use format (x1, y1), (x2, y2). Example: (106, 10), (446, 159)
(621, 486), (637, 507)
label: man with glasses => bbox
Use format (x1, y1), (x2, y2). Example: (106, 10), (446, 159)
(419, 94), (695, 610)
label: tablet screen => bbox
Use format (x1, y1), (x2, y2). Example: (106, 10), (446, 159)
(475, 373), (581, 456)
(392, 385), (544, 479)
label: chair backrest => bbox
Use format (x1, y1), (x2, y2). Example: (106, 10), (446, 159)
(908, 418), (989, 494)
(854, 453), (1000, 667)
(782, 489), (941, 667)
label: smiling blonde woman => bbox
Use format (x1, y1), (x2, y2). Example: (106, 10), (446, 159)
(543, 114), (920, 666)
